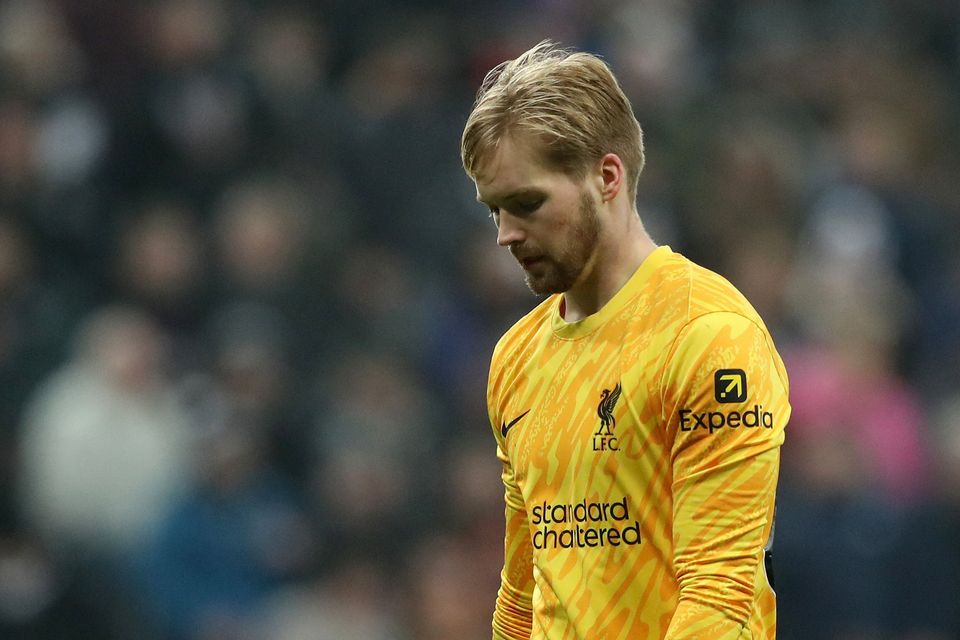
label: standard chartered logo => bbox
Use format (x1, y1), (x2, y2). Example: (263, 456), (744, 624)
(530, 496), (642, 550)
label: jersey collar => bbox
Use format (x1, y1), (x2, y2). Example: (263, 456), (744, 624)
(551, 245), (673, 340)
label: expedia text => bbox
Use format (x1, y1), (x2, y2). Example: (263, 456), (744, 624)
(678, 404), (774, 433)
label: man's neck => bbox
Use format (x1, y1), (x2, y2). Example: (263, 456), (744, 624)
(561, 216), (657, 323)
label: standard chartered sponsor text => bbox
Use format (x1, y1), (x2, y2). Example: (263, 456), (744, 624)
(530, 496), (641, 550)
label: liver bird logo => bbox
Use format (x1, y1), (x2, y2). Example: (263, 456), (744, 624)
(596, 382), (622, 436)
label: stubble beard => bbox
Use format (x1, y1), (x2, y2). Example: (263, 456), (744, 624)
(522, 191), (601, 296)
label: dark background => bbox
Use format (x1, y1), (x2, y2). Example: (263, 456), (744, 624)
(0, 1), (958, 638)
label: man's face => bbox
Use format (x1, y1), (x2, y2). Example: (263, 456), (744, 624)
(474, 136), (601, 296)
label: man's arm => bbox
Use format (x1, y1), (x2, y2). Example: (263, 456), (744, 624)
(665, 448), (780, 638)
(493, 442), (535, 640)
(659, 312), (789, 639)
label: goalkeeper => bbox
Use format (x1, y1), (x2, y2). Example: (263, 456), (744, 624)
(460, 40), (790, 639)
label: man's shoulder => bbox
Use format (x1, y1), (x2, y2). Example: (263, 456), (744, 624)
(658, 253), (787, 392)
(491, 295), (557, 366)
(659, 251), (761, 326)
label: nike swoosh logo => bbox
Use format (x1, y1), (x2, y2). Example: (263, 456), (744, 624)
(501, 410), (531, 438)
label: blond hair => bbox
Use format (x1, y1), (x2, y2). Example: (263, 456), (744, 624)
(461, 40), (645, 200)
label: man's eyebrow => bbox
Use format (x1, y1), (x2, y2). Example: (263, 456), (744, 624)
(476, 188), (544, 206)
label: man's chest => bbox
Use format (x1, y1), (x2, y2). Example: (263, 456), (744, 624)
(497, 338), (669, 500)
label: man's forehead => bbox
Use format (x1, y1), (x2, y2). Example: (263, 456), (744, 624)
(473, 136), (550, 199)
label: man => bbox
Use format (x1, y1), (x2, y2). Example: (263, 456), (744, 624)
(461, 41), (790, 639)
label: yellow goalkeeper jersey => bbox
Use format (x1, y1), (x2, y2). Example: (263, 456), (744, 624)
(488, 246), (789, 640)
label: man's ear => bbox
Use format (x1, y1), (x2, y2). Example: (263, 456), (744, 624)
(597, 153), (624, 203)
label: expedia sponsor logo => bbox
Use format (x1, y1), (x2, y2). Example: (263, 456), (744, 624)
(679, 404), (774, 433)
(715, 369), (747, 403)
(531, 496), (642, 549)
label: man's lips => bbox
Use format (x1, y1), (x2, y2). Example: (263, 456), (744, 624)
(518, 255), (544, 269)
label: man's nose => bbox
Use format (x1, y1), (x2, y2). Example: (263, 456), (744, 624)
(496, 212), (524, 247)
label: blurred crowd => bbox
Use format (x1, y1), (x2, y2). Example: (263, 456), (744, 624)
(0, 0), (958, 638)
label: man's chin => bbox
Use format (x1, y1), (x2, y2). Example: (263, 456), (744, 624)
(524, 279), (556, 296)
(523, 268), (576, 296)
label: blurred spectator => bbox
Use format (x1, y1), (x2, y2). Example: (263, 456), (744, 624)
(0, 217), (73, 431)
(885, 397), (960, 638)
(422, 229), (532, 432)
(339, 20), (475, 260)
(210, 175), (340, 371)
(243, 4), (346, 157)
(785, 188), (929, 503)
(208, 303), (289, 423)
(329, 242), (434, 365)
(137, 414), (316, 640)
(0, 0), (87, 98)
(18, 305), (190, 560)
(402, 532), (496, 640)
(309, 348), (440, 565)
(213, 177), (312, 297)
(16, 305), (191, 637)
(774, 373), (904, 638)
(0, 100), (40, 206)
(113, 199), (209, 366)
(207, 301), (311, 483)
(0, 215), (81, 537)
(262, 555), (400, 640)
(0, 531), (115, 638)
(918, 250), (960, 400)
(605, 0), (706, 114)
(141, 0), (251, 194)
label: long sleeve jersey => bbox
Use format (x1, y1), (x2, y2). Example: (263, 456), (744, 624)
(487, 246), (790, 639)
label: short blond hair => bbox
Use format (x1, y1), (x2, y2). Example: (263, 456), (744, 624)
(461, 40), (645, 200)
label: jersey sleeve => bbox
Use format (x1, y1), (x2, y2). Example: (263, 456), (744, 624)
(488, 340), (535, 640)
(658, 311), (789, 638)
(492, 440), (535, 640)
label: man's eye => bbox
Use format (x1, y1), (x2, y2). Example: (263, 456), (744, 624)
(516, 199), (543, 214)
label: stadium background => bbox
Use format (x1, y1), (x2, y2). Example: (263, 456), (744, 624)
(0, 0), (958, 638)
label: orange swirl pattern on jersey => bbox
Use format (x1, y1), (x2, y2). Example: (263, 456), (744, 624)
(488, 246), (789, 640)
